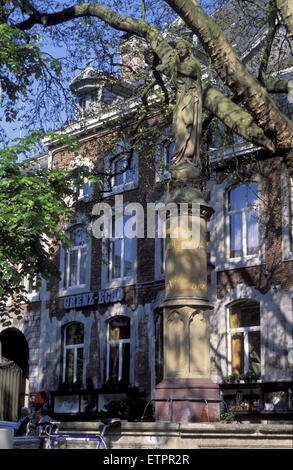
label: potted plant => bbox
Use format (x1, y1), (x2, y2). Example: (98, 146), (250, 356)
(223, 372), (240, 383)
(230, 372), (240, 383)
(244, 370), (257, 383)
(220, 411), (235, 423)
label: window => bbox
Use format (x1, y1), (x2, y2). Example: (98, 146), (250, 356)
(281, 174), (293, 260)
(155, 312), (163, 384)
(63, 322), (84, 385)
(155, 210), (166, 279)
(104, 146), (138, 195)
(22, 274), (40, 301)
(227, 300), (261, 378)
(227, 182), (259, 259)
(156, 140), (174, 181)
(74, 169), (91, 201)
(112, 156), (135, 191)
(106, 317), (130, 384)
(105, 213), (136, 284)
(78, 93), (97, 117)
(63, 226), (89, 289)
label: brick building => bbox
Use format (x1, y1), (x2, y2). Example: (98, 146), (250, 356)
(0, 29), (293, 424)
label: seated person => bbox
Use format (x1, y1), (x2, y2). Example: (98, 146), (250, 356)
(35, 408), (51, 435)
(14, 407), (30, 436)
(37, 407), (51, 425)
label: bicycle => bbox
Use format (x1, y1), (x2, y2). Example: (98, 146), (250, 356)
(44, 418), (121, 449)
(26, 418), (52, 437)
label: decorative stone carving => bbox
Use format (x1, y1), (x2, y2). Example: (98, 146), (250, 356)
(164, 306), (210, 379)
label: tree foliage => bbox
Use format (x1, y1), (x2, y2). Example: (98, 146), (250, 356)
(0, 130), (101, 325)
(1, 0), (292, 153)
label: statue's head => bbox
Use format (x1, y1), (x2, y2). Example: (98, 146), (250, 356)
(175, 39), (192, 60)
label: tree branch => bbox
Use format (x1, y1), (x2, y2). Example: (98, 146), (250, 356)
(13, 1), (293, 153)
(141, 0), (146, 21)
(258, 3), (278, 85)
(165, 0), (293, 153)
(202, 82), (275, 152)
(264, 78), (290, 93)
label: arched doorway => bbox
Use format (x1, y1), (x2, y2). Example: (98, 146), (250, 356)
(0, 328), (29, 420)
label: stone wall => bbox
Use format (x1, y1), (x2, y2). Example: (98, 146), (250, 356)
(41, 421), (293, 449)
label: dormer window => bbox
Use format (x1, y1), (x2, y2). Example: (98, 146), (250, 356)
(78, 93), (97, 117)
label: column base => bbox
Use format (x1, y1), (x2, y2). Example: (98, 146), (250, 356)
(155, 379), (220, 423)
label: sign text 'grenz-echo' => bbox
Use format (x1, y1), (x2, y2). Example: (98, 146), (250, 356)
(64, 288), (124, 309)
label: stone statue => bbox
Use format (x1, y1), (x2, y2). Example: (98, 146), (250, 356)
(157, 39), (202, 168)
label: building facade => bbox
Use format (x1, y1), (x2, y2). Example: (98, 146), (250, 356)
(1, 32), (293, 423)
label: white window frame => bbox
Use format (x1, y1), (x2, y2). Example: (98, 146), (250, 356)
(112, 156), (135, 192)
(103, 143), (138, 196)
(155, 211), (166, 280)
(281, 173), (293, 260)
(226, 182), (260, 261)
(62, 323), (84, 385)
(59, 223), (91, 296)
(67, 157), (94, 203)
(23, 274), (40, 302)
(101, 213), (136, 288)
(74, 173), (93, 202)
(106, 317), (131, 383)
(155, 139), (174, 182)
(78, 92), (98, 118)
(226, 302), (261, 376)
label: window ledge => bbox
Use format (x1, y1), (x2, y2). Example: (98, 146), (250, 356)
(103, 181), (137, 197)
(78, 195), (92, 202)
(216, 257), (264, 271)
(59, 285), (90, 297)
(155, 172), (170, 183)
(283, 254), (293, 261)
(102, 278), (135, 290)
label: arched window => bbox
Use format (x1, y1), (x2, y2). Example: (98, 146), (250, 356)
(63, 225), (89, 289)
(227, 300), (261, 379)
(226, 182), (259, 259)
(106, 317), (130, 384)
(62, 322), (84, 385)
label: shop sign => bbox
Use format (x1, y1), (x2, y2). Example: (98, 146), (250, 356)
(64, 287), (124, 309)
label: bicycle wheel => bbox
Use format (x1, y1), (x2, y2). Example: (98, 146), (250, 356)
(96, 436), (107, 449)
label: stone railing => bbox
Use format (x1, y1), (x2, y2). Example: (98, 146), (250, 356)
(40, 421), (293, 450)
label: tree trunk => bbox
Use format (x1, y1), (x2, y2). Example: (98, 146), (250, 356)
(165, 0), (293, 154)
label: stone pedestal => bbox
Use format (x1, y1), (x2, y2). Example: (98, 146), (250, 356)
(155, 162), (220, 422)
(156, 379), (220, 422)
